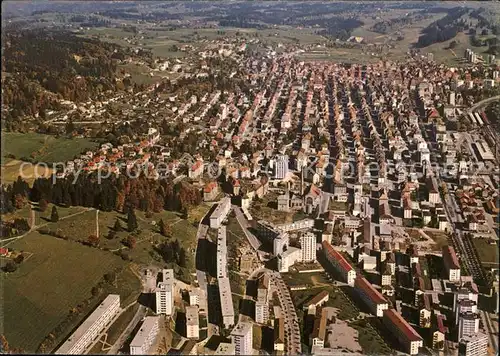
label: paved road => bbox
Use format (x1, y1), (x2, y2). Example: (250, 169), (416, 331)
(467, 95), (500, 113)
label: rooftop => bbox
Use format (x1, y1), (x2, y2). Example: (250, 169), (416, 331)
(355, 276), (387, 305)
(130, 316), (160, 349)
(56, 294), (120, 354)
(384, 309), (423, 342)
(322, 241), (353, 273)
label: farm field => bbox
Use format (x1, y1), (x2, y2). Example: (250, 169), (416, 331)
(2, 132), (98, 165)
(0, 232), (140, 352)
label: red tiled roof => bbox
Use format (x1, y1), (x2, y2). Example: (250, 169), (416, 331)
(322, 241), (353, 273)
(442, 246), (459, 269)
(191, 161), (202, 171)
(384, 309), (423, 342)
(436, 314), (448, 334)
(204, 182), (217, 193)
(355, 276), (387, 304)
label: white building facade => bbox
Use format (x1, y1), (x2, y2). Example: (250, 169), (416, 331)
(155, 269), (174, 315)
(55, 294), (121, 354)
(130, 316), (160, 355)
(231, 322), (253, 355)
(301, 232), (316, 262)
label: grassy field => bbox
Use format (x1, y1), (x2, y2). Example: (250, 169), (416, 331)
(291, 286), (360, 321)
(472, 238), (499, 266)
(423, 31), (489, 66)
(1, 159), (54, 185)
(0, 232), (139, 352)
(281, 271), (331, 288)
(1, 204), (87, 231)
(2, 132), (98, 165)
(26, 202), (210, 286)
(424, 229), (449, 250)
(348, 319), (392, 354)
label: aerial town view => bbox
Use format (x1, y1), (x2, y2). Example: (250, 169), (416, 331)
(1, 1), (499, 355)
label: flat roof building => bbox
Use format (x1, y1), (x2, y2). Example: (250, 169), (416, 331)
(218, 277), (235, 329)
(217, 226), (228, 278)
(231, 321), (253, 355)
(130, 316), (160, 355)
(55, 294), (121, 354)
(186, 306), (200, 339)
(156, 269), (174, 315)
(210, 197), (231, 229)
(442, 246), (461, 282)
(459, 332), (488, 356)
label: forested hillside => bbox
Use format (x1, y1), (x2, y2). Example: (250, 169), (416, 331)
(1, 29), (150, 125)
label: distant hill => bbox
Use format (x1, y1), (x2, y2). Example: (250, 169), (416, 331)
(1, 29), (150, 129)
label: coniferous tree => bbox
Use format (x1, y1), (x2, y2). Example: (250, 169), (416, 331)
(178, 248), (187, 267)
(127, 207), (138, 232)
(39, 198), (48, 212)
(114, 218), (123, 232)
(50, 206), (59, 223)
(159, 219), (172, 237)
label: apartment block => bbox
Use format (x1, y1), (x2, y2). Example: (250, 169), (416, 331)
(322, 241), (356, 286)
(210, 197), (231, 229)
(231, 321), (253, 355)
(217, 226), (228, 278)
(458, 312), (480, 340)
(155, 269), (174, 315)
(277, 246), (301, 272)
(443, 246), (461, 282)
(55, 294), (121, 354)
(459, 333), (488, 356)
(186, 306), (200, 339)
(301, 231), (316, 262)
(354, 276), (388, 317)
(383, 309), (423, 355)
(255, 288), (269, 324)
(219, 277), (235, 329)
(130, 316), (160, 355)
